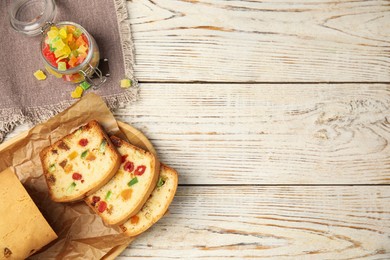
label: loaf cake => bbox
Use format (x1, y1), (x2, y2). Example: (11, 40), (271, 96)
(120, 164), (178, 236)
(0, 168), (57, 259)
(85, 136), (160, 225)
(39, 120), (121, 202)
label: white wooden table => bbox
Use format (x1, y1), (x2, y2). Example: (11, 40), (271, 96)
(8, 0), (390, 258)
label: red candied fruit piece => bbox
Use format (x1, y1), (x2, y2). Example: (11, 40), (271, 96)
(72, 172), (82, 180)
(121, 155), (128, 163)
(110, 137), (121, 147)
(135, 165), (146, 176)
(42, 44), (51, 56)
(42, 44), (57, 66)
(124, 161), (134, 172)
(81, 34), (89, 46)
(44, 53), (57, 66)
(92, 196), (101, 203)
(98, 201), (107, 213)
(78, 138), (88, 146)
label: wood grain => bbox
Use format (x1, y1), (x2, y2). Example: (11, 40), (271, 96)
(114, 83), (390, 184)
(118, 186), (390, 259)
(5, 84), (390, 184)
(127, 0), (390, 82)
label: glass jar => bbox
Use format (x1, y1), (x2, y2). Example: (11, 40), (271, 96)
(9, 0), (106, 88)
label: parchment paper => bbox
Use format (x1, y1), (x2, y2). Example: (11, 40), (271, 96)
(0, 93), (136, 259)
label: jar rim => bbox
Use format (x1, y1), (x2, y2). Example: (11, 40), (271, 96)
(40, 21), (95, 75)
(9, 0), (56, 36)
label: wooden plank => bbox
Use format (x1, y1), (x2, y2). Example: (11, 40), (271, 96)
(114, 83), (390, 184)
(119, 186), (390, 259)
(127, 0), (390, 82)
(4, 123), (30, 142)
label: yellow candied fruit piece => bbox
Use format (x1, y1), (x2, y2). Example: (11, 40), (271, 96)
(63, 45), (71, 55)
(86, 152), (96, 161)
(64, 164), (73, 174)
(54, 49), (65, 59)
(67, 25), (75, 33)
(56, 54), (68, 63)
(33, 70), (47, 80)
(71, 86), (83, 99)
(120, 79), (132, 89)
(47, 30), (58, 39)
(130, 215), (140, 224)
(52, 39), (65, 52)
(54, 45), (71, 59)
(68, 151), (78, 160)
(66, 33), (73, 43)
(77, 45), (88, 54)
(59, 28), (67, 39)
(50, 26), (59, 31)
(121, 189), (132, 201)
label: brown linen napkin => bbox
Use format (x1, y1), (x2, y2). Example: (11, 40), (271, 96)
(0, 0), (138, 142)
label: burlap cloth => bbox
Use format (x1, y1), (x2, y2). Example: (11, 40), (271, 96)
(0, 0), (138, 142)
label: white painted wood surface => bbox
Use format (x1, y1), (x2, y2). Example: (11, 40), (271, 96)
(127, 0), (390, 82)
(119, 186), (390, 259)
(114, 83), (390, 185)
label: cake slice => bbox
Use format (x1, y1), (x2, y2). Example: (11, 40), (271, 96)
(84, 136), (160, 225)
(39, 120), (121, 202)
(119, 164), (178, 237)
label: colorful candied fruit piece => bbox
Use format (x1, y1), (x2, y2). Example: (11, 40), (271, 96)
(73, 28), (82, 38)
(77, 45), (88, 54)
(120, 79), (132, 88)
(51, 36), (65, 51)
(80, 81), (91, 90)
(65, 73), (84, 82)
(67, 25), (75, 34)
(77, 53), (87, 65)
(81, 34), (89, 45)
(58, 28), (67, 39)
(64, 73), (84, 83)
(66, 33), (73, 44)
(54, 45), (71, 59)
(75, 36), (87, 47)
(71, 86), (83, 99)
(47, 29), (58, 39)
(68, 56), (78, 68)
(33, 70), (47, 80)
(58, 62), (67, 71)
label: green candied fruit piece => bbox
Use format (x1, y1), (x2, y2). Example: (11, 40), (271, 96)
(67, 182), (76, 192)
(81, 149), (89, 158)
(73, 28), (82, 38)
(99, 139), (107, 153)
(120, 79), (132, 89)
(71, 50), (79, 58)
(80, 81), (91, 91)
(157, 177), (165, 187)
(128, 177), (138, 187)
(49, 164), (56, 172)
(105, 190), (112, 200)
(58, 62), (67, 71)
